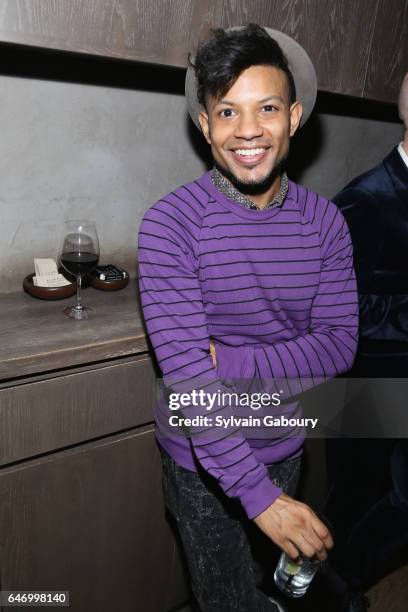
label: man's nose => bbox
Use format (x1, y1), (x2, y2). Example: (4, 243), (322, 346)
(234, 112), (263, 139)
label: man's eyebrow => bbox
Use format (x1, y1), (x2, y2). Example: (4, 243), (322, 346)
(215, 99), (235, 107)
(215, 95), (285, 106)
(258, 95), (285, 104)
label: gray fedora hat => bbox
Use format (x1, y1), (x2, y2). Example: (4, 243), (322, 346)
(185, 26), (317, 130)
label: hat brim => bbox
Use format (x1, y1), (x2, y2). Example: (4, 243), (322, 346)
(185, 26), (317, 130)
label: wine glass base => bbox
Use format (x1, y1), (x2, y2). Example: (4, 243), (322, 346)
(63, 305), (94, 320)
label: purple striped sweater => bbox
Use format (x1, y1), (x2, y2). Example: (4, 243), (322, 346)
(138, 171), (358, 518)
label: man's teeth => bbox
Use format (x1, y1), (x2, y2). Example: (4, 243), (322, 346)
(234, 148), (265, 156)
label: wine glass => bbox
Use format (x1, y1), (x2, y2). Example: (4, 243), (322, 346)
(60, 220), (100, 320)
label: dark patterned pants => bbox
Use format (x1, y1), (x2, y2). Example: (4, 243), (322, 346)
(160, 447), (301, 612)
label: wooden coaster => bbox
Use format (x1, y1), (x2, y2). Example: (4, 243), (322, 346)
(23, 273), (76, 300)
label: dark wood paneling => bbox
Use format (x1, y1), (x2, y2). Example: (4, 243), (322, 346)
(364, 0), (408, 103)
(277, 0), (377, 99)
(0, 0), (199, 64)
(0, 0), (405, 103)
(0, 427), (188, 612)
(200, 0), (378, 98)
(0, 355), (156, 465)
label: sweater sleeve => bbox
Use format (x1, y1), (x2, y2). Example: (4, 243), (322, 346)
(215, 206), (359, 395)
(333, 187), (408, 341)
(138, 203), (281, 518)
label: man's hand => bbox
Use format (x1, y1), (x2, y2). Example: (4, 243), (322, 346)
(209, 340), (217, 367)
(253, 492), (333, 561)
(209, 339), (332, 560)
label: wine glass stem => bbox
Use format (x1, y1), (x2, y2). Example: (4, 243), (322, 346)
(76, 275), (82, 310)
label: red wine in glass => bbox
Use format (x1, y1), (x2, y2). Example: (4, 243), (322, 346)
(60, 221), (100, 320)
(60, 252), (100, 276)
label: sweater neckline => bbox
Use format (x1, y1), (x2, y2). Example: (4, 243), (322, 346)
(200, 171), (295, 220)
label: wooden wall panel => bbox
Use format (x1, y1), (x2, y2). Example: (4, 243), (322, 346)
(0, 0), (406, 103)
(364, 0), (408, 103)
(201, 0), (378, 98)
(0, 0), (198, 64)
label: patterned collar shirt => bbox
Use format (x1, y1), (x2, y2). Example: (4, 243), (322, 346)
(211, 166), (289, 211)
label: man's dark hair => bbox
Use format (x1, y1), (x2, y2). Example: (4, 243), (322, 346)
(193, 24), (296, 108)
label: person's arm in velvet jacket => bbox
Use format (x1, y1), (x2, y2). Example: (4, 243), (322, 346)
(333, 187), (408, 341)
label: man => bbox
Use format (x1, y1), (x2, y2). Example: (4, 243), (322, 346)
(138, 24), (358, 612)
(325, 72), (408, 612)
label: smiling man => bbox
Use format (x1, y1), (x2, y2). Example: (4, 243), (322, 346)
(198, 63), (300, 207)
(138, 24), (358, 612)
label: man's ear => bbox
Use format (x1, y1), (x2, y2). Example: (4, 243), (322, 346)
(289, 101), (303, 137)
(198, 111), (211, 144)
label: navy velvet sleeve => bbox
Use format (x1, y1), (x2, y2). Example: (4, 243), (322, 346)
(333, 187), (408, 341)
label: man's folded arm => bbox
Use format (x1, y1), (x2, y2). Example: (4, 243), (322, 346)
(138, 206), (281, 518)
(215, 208), (359, 394)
